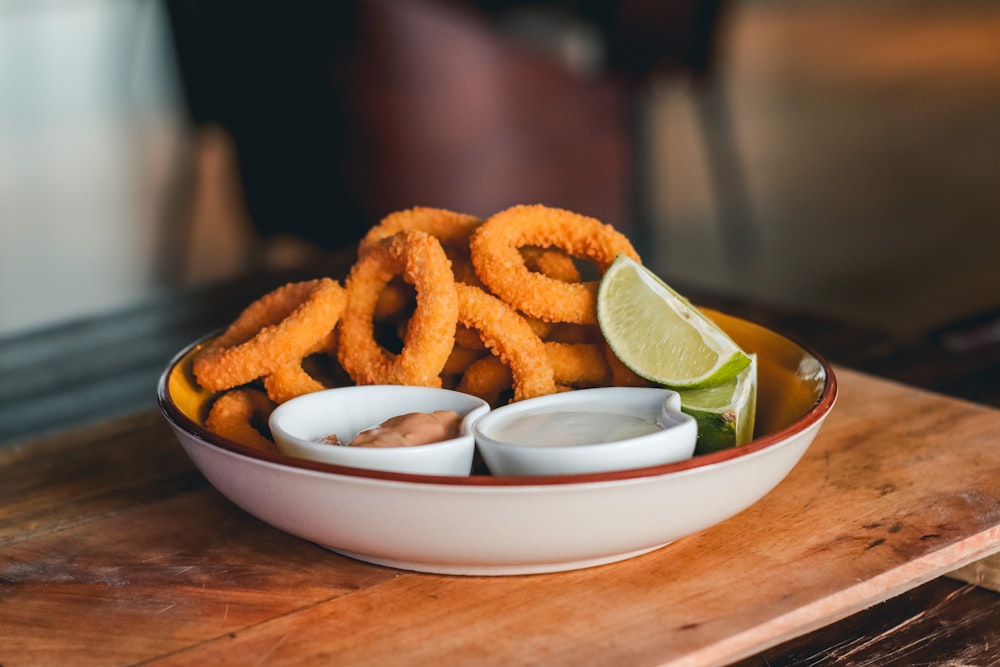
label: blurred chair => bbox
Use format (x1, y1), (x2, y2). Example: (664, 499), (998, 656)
(163, 0), (749, 275)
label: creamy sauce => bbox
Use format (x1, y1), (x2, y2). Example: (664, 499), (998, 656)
(320, 410), (462, 448)
(488, 410), (662, 447)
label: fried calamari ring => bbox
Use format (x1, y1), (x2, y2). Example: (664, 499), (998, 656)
(374, 278), (415, 321)
(469, 204), (640, 325)
(545, 342), (610, 388)
(460, 314), (549, 343)
(454, 324), (486, 350)
(521, 246), (581, 283)
(544, 322), (603, 344)
(458, 341), (608, 404)
(263, 327), (343, 404)
(447, 246), (483, 286)
(358, 207), (481, 256)
(456, 355), (514, 407)
(360, 207), (484, 288)
(338, 230), (459, 386)
(442, 342), (485, 377)
(524, 315), (553, 340)
(205, 388), (277, 452)
(264, 359), (325, 405)
(455, 283), (555, 402)
(193, 278), (345, 392)
(455, 316), (550, 348)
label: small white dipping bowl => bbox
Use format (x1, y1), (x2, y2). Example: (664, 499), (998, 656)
(474, 387), (697, 476)
(268, 385), (490, 476)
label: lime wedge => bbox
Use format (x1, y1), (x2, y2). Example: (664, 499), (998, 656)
(597, 255), (751, 389)
(679, 354), (757, 454)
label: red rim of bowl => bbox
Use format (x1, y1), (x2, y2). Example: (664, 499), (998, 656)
(157, 326), (838, 487)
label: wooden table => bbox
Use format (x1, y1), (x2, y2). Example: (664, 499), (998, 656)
(3, 266), (1000, 665)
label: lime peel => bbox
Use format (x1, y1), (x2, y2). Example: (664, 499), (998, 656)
(597, 255), (752, 390)
(679, 354), (758, 454)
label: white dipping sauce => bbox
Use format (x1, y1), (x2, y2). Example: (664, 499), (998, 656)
(488, 410), (662, 447)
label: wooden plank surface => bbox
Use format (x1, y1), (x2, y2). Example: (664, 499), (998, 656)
(2, 367), (1000, 666)
(949, 552), (1000, 590)
(732, 578), (1000, 666)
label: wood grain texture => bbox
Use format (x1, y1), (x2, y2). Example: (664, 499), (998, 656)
(0, 414), (398, 666)
(732, 578), (1000, 666)
(949, 552), (1000, 592)
(2, 368), (1000, 666)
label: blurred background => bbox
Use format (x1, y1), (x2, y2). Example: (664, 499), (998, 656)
(2, 0), (999, 344)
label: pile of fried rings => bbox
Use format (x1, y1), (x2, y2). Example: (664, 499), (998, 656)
(194, 204), (653, 450)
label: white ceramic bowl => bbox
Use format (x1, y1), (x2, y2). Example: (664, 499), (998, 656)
(268, 385), (489, 476)
(474, 387), (696, 476)
(158, 310), (837, 576)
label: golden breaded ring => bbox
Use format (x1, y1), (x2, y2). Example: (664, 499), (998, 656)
(454, 324), (485, 350)
(458, 341), (609, 403)
(455, 283), (556, 402)
(447, 246), (484, 286)
(456, 355), (513, 407)
(521, 246), (581, 283)
(460, 342), (610, 388)
(458, 317), (550, 346)
(524, 315), (553, 340)
(544, 322), (603, 344)
(374, 278), (414, 321)
(360, 207), (484, 290)
(442, 343), (485, 377)
(338, 230), (459, 386)
(358, 207), (481, 255)
(263, 326), (343, 404)
(545, 341), (610, 387)
(205, 388), (277, 451)
(264, 360), (326, 405)
(193, 278), (345, 392)
(470, 204), (640, 324)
